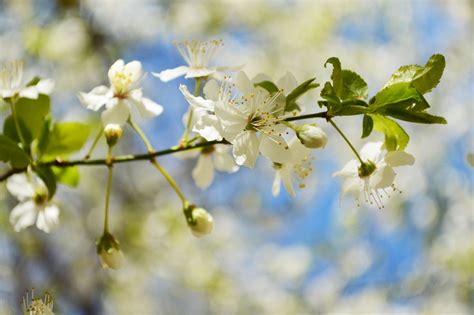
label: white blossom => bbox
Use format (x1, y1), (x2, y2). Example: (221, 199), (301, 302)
(272, 138), (313, 197)
(153, 39), (240, 82)
(79, 59), (163, 126)
(0, 60), (54, 100)
(333, 142), (415, 208)
(7, 173), (59, 233)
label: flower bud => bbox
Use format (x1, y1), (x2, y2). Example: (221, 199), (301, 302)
(104, 124), (123, 147)
(295, 124), (328, 149)
(96, 232), (124, 270)
(184, 202), (213, 238)
(358, 160), (376, 178)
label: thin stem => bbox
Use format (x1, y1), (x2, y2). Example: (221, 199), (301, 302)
(150, 160), (186, 204)
(128, 118), (187, 204)
(284, 111), (327, 122)
(328, 118), (364, 164)
(103, 146), (113, 233)
(181, 78), (201, 144)
(9, 99), (27, 148)
(85, 128), (103, 159)
(128, 118), (154, 153)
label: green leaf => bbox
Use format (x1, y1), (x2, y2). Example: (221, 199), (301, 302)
(35, 166), (57, 199)
(52, 166), (80, 187)
(369, 114), (409, 151)
(285, 78), (319, 112)
(12, 95), (51, 143)
(361, 115), (373, 138)
(320, 82), (341, 112)
(335, 105), (368, 116)
(324, 57), (343, 97)
(36, 115), (53, 157)
(3, 115), (32, 144)
(369, 82), (425, 111)
(0, 135), (30, 168)
(383, 54), (445, 95)
(384, 108), (447, 124)
(254, 81), (279, 94)
(41, 122), (90, 157)
(340, 70), (368, 101)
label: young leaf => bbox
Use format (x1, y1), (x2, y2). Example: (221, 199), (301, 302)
(320, 82), (341, 112)
(324, 57), (343, 97)
(369, 82), (424, 111)
(341, 70), (368, 101)
(384, 108), (447, 124)
(361, 115), (373, 138)
(369, 114), (409, 151)
(254, 81), (279, 94)
(11, 95), (51, 142)
(52, 166), (80, 187)
(41, 122), (90, 157)
(35, 166), (57, 199)
(3, 115), (33, 144)
(285, 78), (319, 112)
(383, 54), (445, 95)
(0, 135), (30, 168)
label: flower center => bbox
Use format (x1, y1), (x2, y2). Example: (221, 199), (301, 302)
(201, 145), (215, 155)
(293, 156), (314, 188)
(175, 39), (223, 68)
(33, 189), (48, 206)
(0, 60), (23, 90)
(358, 160), (376, 178)
(111, 71), (134, 96)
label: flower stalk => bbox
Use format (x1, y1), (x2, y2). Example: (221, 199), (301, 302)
(181, 78), (201, 145)
(327, 118), (364, 165)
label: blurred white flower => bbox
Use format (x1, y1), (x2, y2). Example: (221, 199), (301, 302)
(79, 59), (163, 125)
(215, 72), (291, 167)
(333, 142), (415, 208)
(7, 173), (59, 233)
(154, 39), (240, 82)
(0, 60), (54, 100)
(192, 144), (239, 189)
(272, 138), (313, 197)
(22, 289), (54, 315)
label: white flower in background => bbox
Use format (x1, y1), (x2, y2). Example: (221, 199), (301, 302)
(215, 71), (291, 168)
(0, 60), (54, 100)
(79, 59), (163, 126)
(272, 138), (313, 197)
(153, 39), (240, 82)
(192, 144), (239, 189)
(6, 173), (59, 233)
(22, 289), (54, 315)
(179, 78), (233, 141)
(333, 142), (415, 208)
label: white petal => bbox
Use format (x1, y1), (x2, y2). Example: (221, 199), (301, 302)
(277, 71), (298, 93)
(133, 97), (164, 119)
(193, 114), (224, 141)
(288, 137), (310, 160)
(179, 84), (215, 111)
(152, 66), (189, 82)
(252, 73), (272, 83)
(341, 177), (363, 194)
(281, 167), (296, 197)
(236, 71), (254, 95)
(360, 142), (384, 163)
(214, 150), (239, 173)
(233, 131), (259, 168)
(214, 100), (247, 139)
(35, 79), (55, 95)
(6, 174), (35, 201)
(101, 100), (130, 126)
(272, 171), (282, 196)
(203, 79), (220, 100)
(78, 85), (111, 111)
(371, 166), (396, 189)
(192, 155), (215, 189)
(10, 200), (37, 232)
(108, 59), (125, 83)
(332, 159), (359, 178)
(384, 150), (415, 167)
(185, 67), (216, 79)
(259, 135), (291, 164)
(19, 86), (39, 99)
(36, 205), (59, 233)
(124, 60), (143, 84)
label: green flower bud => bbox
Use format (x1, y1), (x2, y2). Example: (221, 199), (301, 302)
(295, 124), (328, 149)
(96, 232), (124, 270)
(358, 160), (377, 178)
(104, 124), (123, 147)
(183, 202), (214, 238)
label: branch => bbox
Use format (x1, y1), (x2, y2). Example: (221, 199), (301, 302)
(0, 111), (328, 181)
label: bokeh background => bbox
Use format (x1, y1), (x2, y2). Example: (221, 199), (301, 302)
(0, 0), (473, 314)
